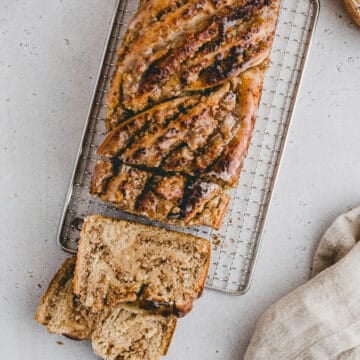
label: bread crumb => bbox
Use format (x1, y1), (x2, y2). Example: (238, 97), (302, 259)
(212, 235), (221, 246)
(37, 283), (42, 288)
(56, 341), (64, 346)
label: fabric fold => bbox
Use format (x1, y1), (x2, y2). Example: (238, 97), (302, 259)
(244, 206), (360, 360)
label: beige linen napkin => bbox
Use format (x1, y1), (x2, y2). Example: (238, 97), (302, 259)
(244, 206), (360, 360)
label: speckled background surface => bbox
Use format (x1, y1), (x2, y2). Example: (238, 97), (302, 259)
(1, 0), (359, 359)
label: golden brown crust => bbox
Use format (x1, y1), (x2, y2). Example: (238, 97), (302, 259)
(91, 160), (229, 229)
(188, 187), (230, 229)
(343, 0), (360, 27)
(98, 64), (266, 188)
(107, 0), (280, 129)
(101, 96), (199, 152)
(93, 0), (281, 231)
(160, 317), (177, 356)
(99, 84), (227, 174)
(91, 160), (113, 195)
(102, 164), (150, 211)
(206, 62), (267, 186)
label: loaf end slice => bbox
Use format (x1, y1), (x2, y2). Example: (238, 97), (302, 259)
(73, 215), (211, 316)
(90, 160), (230, 230)
(34, 257), (96, 340)
(35, 257), (177, 360)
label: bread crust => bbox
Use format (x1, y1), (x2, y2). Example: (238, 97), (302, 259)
(206, 62), (267, 186)
(90, 161), (230, 230)
(160, 315), (177, 356)
(91, 0), (281, 231)
(98, 63), (266, 190)
(106, 0), (280, 129)
(36, 257), (178, 360)
(343, 0), (360, 27)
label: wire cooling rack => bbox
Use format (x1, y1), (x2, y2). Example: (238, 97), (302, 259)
(57, 0), (320, 294)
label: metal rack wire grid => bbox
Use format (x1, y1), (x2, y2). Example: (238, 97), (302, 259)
(57, 0), (320, 294)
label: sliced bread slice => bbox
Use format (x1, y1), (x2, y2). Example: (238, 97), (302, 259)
(35, 257), (176, 360)
(73, 215), (211, 316)
(92, 303), (176, 360)
(34, 257), (96, 340)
